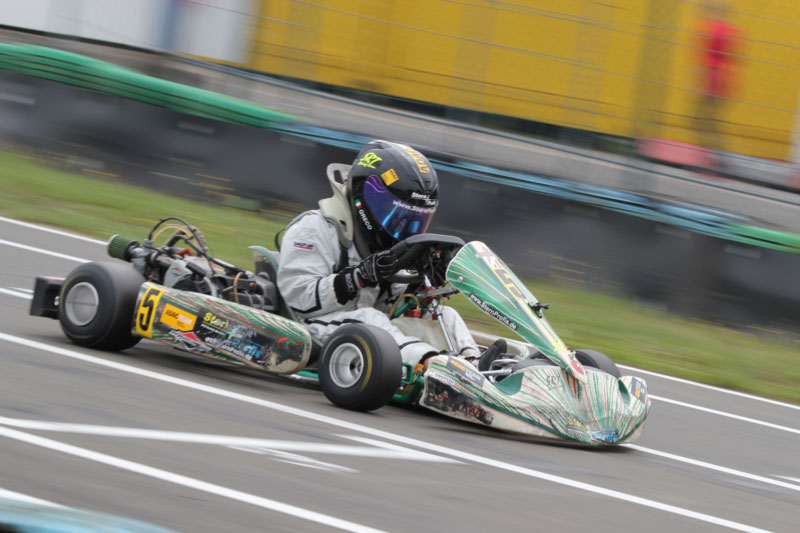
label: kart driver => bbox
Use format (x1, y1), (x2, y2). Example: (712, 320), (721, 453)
(276, 140), (505, 371)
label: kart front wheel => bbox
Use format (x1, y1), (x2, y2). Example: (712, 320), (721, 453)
(59, 262), (144, 351)
(575, 349), (621, 378)
(319, 324), (402, 411)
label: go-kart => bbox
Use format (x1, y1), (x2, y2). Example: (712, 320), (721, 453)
(29, 217), (650, 446)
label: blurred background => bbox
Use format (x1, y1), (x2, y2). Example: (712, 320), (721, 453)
(0, 0), (798, 338)
(6, 0), (800, 173)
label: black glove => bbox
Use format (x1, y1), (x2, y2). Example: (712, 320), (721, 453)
(357, 250), (397, 287)
(333, 250), (397, 304)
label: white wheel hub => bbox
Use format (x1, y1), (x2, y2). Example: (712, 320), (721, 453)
(63, 282), (100, 326)
(328, 342), (365, 388)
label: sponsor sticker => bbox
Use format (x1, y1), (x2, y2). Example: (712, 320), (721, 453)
(423, 379), (493, 424)
(468, 293), (517, 331)
(591, 429), (619, 443)
(135, 286), (164, 338)
(354, 198), (373, 230)
(201, 311), (228, 331)
(206, 334), (268, 362)
(401, 145), (430, 173)
(293, 240), (315, 251)
(392, 200), (435, 214)
(381, 168), (399, 186)
(159, 304), (196, 332)
(411, 191), (437, 206)
(169, 329), (210, 353)
(446, 357), (485, 387)
(545, 374), (560, 390)
(630, 377), (648, 404)
(565, 416), (588, 438)
(357, 152), (382, 169)
(427, 370), (456, 388)
(193, 309), (274, 365)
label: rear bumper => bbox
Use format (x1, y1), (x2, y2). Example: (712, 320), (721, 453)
(29, 276), (64, 319)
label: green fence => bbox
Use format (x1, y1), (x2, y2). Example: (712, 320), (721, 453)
(0, 44), (299, 128)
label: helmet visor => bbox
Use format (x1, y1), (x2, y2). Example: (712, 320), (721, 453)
(362, 175), (436, 241)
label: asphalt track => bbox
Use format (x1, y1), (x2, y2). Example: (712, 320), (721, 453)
(0, 215), (798, 532)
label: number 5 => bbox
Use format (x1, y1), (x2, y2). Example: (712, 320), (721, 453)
(136, 286), (163, 337)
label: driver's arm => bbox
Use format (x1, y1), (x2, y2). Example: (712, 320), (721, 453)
(277, 214), (351, 319)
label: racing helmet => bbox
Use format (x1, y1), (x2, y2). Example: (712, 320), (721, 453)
(347, 140), (439, 256)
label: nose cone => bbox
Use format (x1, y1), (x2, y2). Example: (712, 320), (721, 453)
(521, 369), (651, 445)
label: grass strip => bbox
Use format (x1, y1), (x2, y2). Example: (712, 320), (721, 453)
(1, 152), (798, 404)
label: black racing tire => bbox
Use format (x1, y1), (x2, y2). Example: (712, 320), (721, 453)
(58, 261), (144, 351)
(318, 324), (402, 411)
(575, 349), (622, 379)
(511, 357), (556, 372)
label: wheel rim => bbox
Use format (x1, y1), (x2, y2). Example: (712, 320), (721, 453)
(63, 282), (100, 326)
(328, 342), (364, 388)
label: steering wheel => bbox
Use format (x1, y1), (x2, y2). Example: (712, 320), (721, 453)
(387, 233), (465, 284)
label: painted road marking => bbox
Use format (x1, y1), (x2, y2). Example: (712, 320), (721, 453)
(650, 395), (800, 435)
(0, 239), (88, 263)
(625, 445), (800, 493)
(4, 214), (797, 412)
(0, 488), (64, 508)
(0, 288), (32, 300)
(0, 332), (772, 532)
(0, 416), (461, 466)
(228, 447), (358, 473)
(0, 216), (105, 245)
(777, 476), (800, 484)
(619, 364), (800, 412)
(0, 425), (386, 533)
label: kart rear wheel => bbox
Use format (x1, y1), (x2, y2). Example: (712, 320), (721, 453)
(319, 324), (402, 411)
(575, 349), (621, 378)
(59, 262), (144, 351)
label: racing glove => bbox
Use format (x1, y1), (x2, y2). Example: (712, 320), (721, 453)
(357, 250), (397, 287)
(333, 250), (397, 304)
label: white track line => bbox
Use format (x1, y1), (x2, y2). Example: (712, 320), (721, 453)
(0, 332), (771, 532)
(619, 365), (800, 411)
(0, 216), (106, 245)
(778, 476), (800, 484)
(0, 239), (89, 263)
(0, 425), (385, 533)
(4, 214), (797, 412)
(0, 488), (65, 508)
(0, 417), (459, 463)
(650, 395), (800, 435)
(625, 445), (800, 493)
(0, 288), (33, 300)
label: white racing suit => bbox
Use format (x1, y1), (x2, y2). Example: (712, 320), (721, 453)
(276, 210), (479, 366)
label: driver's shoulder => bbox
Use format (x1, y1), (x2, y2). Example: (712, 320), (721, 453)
(285, 209), (333, 233)
(282, 210), (338, 250)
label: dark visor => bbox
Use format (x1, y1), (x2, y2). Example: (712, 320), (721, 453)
(362, 175), (436, 241)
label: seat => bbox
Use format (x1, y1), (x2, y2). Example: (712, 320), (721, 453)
(249, 246), (293, 320)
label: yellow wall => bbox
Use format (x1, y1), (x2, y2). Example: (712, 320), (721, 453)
(250, 1), (800, 160)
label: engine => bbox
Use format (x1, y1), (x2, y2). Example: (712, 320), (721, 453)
(163, 257), (215, 295)
(107, 229), (279, 313)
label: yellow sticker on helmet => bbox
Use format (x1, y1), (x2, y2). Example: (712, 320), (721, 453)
(358, 152), (382, 169)
(381, 168), (399, 186)
(402, 146), (430, 173)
